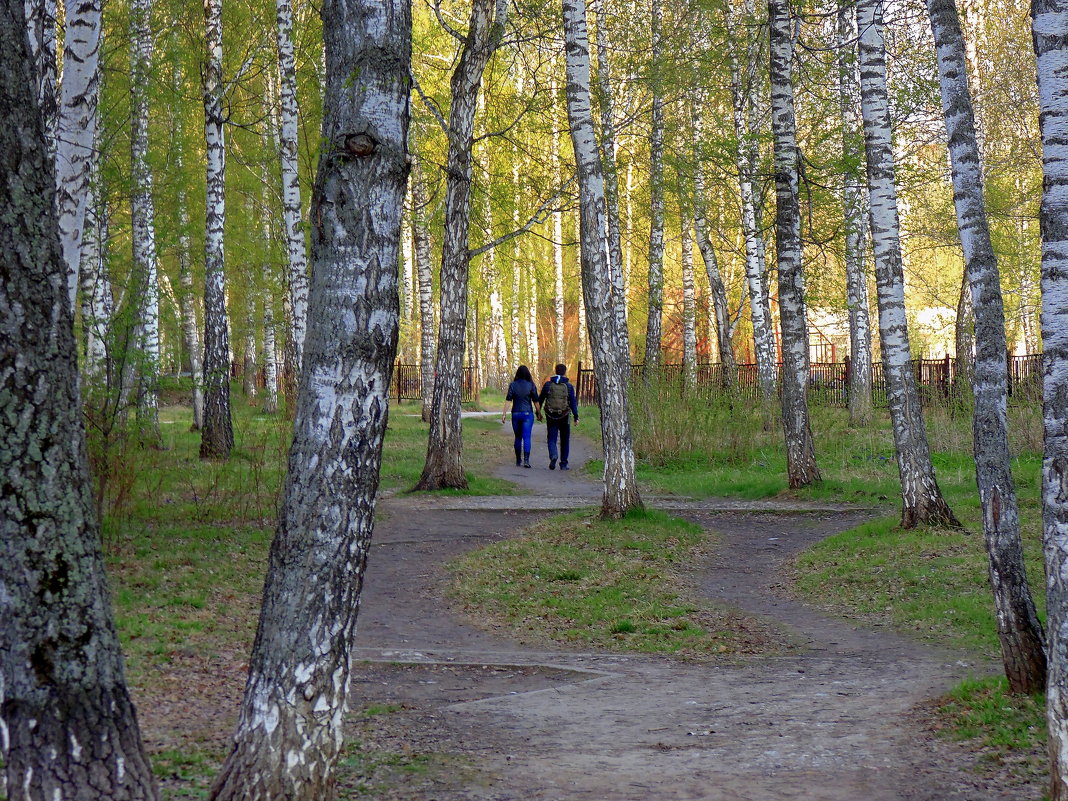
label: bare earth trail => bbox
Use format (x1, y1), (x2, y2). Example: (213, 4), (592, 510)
(353, 422), (1021, 800)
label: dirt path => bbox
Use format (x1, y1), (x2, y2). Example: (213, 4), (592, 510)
(351, 422), (1027, 800)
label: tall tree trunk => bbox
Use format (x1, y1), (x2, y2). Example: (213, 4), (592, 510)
(276, 0), (309, 375)
(208, 1), (409, 798)
(563, 0), (642, 519)
(692, 90), (735, 379)
(837, 0), (874, 426)
(200, 0), (234, 459)
(481, 156), (507, 386)
(262, 298), (279, 415)
(769, 0), (820, 489)
(129, 0), (160, 444)
(856, 0), (958, 528)
(552, 129), (566, 363)
(0, 6), (159, 794)
(643, 0), (665, 371)
(525, 264), (540, 372)
(728, 3), (777, 404)
(927, 0), (1045, 695)
(24, 0), (57, 160)
(1032, 4), (1068, 798)
(177, 183), (205, 430)
(80, 127), (111, 379)
(955, 268), (975, 396)
(55, 0), (102, 309)
(681, 210), (697, 388)
(243, 293), (258, 398)
(411, 147), (436, 422)
(414, 0), (507, 490)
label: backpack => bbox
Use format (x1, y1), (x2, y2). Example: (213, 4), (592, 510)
(544, 378), (570, 420)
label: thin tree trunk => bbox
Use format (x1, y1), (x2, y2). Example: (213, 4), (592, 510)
(525, 263), (540, 372)
(414, 0), (507, 490)
(769, 0), (819, 488)
(644, 0), (665, 371)
(563, 0), (642, 519)
(955, 268), (975, 397)
(55, 0), (102, 309)
(837, 0), (873, 426)
(857, 0), (958, 528)
(243, 293), (258, 398)
(177, 184), (205, 429)
(262, 299), (279, 414)
(681, 210), (697, 388)
(200, 0), (234, 459)
(209, 0), (409, 795)
(411, 147), (436, 422)
(276, 0), (309, 373)
(1034, 5), (1068, 797)
(0, 5), (159, 793)
(80, 128), (111, 379)
(728, 4), (777, 404)
(129, 0), (160, 445)
(552, 129), (566, 363)
(928, 0), (1045, 695)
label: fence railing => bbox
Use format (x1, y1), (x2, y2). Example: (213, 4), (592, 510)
(574, 354), (1044, 408)
(390, 363), (478, 403)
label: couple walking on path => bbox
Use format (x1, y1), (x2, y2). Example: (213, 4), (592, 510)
(501, 363), (580, 470)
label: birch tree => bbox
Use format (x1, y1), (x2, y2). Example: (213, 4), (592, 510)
(177, 184), (205, 429)
(0, 5), (158, 794)
(856, 0), (957, 527)
(275, 0), (309, 375)
(415, 0), (508, 491)
(681, 212), (698, 387)
(769, 0), (819, 488)
(1033, 1), (1068, 796)
(55, 0), (102, 309)
(563, 0), (642, 519)
(208, 0), (409, 796)
(411, 144), (436, 422)
(927, 0), (1045, 695)
(837, 0), (873, 426)
(200, 0), (234, 458)
(644, 0), (666, 371)
(24, 0), (57, 159)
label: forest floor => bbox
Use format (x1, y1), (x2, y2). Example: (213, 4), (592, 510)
(336, 424), (1037, 801)
(135, 419), (1041, 800)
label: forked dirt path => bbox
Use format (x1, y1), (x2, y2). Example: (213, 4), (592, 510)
(353, 422), (1025, 800)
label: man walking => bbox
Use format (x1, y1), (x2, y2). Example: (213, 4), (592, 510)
(539, 363), (579, 470)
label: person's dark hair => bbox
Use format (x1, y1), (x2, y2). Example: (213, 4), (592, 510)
(555, 363), (567, 376)
(514, 365), (533, 383)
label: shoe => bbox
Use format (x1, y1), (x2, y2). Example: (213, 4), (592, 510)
(523, 452), (531, 468)
(560, 463), (570, 470)
(549, 458), (557, 470)
(515, 448), (522, 467)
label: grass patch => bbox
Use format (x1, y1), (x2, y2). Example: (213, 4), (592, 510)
(930, 676), (1046, 784)
(448, 507), (779, 657)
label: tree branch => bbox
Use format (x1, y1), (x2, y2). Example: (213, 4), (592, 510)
(468, 177), (575, 259)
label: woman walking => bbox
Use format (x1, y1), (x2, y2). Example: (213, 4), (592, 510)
(501, 365), (541, 467)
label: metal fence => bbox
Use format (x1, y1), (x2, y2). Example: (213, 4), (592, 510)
(390, 363), (479, 403)
(574, 353), (1044, 408)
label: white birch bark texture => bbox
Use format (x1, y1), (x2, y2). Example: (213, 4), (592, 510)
(856, 0), (958, 528)
(836, 0), (873, 426)
(411, 147), (436, 422)
(728, 4), (777, 401)
(0, 6), (159, 794)
(1033, 3), (1068, 797)
(691, 88), (736, 378)
(511, 161), (522, 366)
(563, 0), (642, 519)
(927, 0), (1046, 696)
(768, 0), (820, 488)
(80, 134), (112, 379)
(243, 293), (258, 398)
(200, 0), (234, 459)
(643, 0), (666, 371)
(177, 184), (205, 429)
(681, 212), (697, 387)
(593, 6), (628, 336)
(263, 300), (279, 415)
(208, 1), (409, 798)
(415, 0), (508, 490)
(552, 129), (566, 363)
(525, 264), (540, 372)
(24, 0), (57, 160)
(129, 0), (160, 443)
(481, 157), (508, 385)
(55, 0), (102, 309)
(275, 0), (309, 375)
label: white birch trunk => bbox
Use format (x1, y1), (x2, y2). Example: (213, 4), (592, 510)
(837, 0), (874, 426)
(928, 0), (1045, 695)
(243, 293), (258, 398)
(1032, 5), (1068, 799)
(80, 131), (111, 379)
(55, 0), (102, 310)
(681, 212), (697, 387)
(511, 162), (522, 366)
(769, 0), (819, 488)
(200, 0), (234, 458)
(276, 0), (309, 373)
(262, 299), (278, 415)
(208, 1), (409, 795)
(177, 184), (205, 429)
(415, 0), (508, 490)
(525, 264), (540, 372)
(857, 0), (956, 527)
(25, 0), (57, 161)
(563, 0), (642, 518)
(643, 0), (666, 371)
(553, 129), (566, 363)
(411, 149), (436, 422)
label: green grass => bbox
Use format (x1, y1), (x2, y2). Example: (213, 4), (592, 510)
(448, 508), (780, 657)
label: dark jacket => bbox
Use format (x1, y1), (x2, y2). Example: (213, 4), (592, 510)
(538, 375), (579, 421)
(506, 379), (540, 414)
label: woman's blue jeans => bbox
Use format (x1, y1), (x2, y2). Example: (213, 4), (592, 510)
(511, 412), (535, 454)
